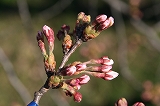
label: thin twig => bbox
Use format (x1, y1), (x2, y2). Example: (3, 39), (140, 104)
(38, 67), (70, 106)
(33, 86), (49, 104)
(0, 47), (32, 105)
(59, 39), (82, 69)
(17, 0), (33, 35)
(130, 18), (160, 52)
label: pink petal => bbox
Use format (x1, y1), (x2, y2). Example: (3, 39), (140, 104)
(96, 15), (107, 23)
(104, 71), (119, 80)
(79, 75), (90, 84)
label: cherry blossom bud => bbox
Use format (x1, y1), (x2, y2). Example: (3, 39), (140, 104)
(92, 65), (112, 72)
(76, 63), (87, 71)
(37, 31), (44, 42)
(96, 14), (107, 23)
(67, 75), (90, 86)
(103, 70), (119, 80)
(78, 75), (90, 84)
(56, 30), (64, 40)
(92, 14), (107, 26)
(108, 17), (114, 27)
(36, 32), (47, 57)
(133, 102), (145, 106)
(94, 56), (114, 65)
(97, 17), (114, 32)
(87, 70), (118, 80)
(115, 98), (128, 106)
(73, 92), (82, 102)
(61, 65), (76, 76)
(62, 34), (72, 54)
(42, 25), (55, 53)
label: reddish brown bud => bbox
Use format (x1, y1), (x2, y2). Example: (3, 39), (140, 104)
(56, 30), (64, 40)
(37, 31), (44, 42)
(62, 34), (72, 53)
(61, 24), (70, 33)
(73, 92), (82, 102)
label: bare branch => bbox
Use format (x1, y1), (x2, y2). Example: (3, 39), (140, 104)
(59, 39), (82, 70)
(0, 47), (32, 105)
(130, 18), (160, 52)
(17, 0), (33, 34)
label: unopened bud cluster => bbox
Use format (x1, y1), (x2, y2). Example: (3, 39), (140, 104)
(35, 12), (118, 103)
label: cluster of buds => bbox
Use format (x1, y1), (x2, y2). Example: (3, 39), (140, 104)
(57, 12), (114, 55)
(115, 98), (145, 106)
(36, 25), (56, 73)
(60, 56), (118, 81)
(74, 12), (114, 42)
(28, 12), (118, 106)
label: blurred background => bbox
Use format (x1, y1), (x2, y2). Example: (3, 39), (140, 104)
(0, 0), (160, 106)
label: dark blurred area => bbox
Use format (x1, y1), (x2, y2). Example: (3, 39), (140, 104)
(0, 0), (160, 106)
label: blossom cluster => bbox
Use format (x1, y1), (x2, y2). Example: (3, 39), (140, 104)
(28, 12), (118, 105)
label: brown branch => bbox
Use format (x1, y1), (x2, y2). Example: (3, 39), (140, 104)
(59, 39), (82, 69)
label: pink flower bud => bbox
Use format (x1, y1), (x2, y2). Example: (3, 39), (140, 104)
(108, 17), (114, 27)
(94, 56), (114, 65)
(42, 25), (55, 51)
(115, 98), (128, 106)
(87, 70), (118, 80)
(103, 70), (119, 80)
(76, 63), (87, 71)
(73, 92), (82, 102)
(133, 102), (145, 106)
(97, 17), (114, 31)
(37, 40), (46, 56)
(96, 14), (107, 23)
(101, 65), (112, 72)
(61, 65), (76, 76)
(92, 65), (112, 72)
(66, 65), (76, 76)
(66, 75), (90, 86)
(78, 75), (90, 84)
